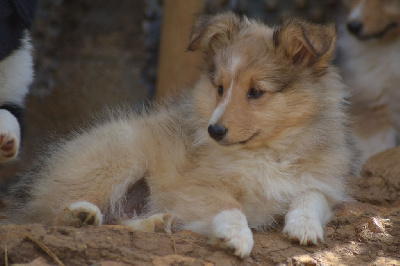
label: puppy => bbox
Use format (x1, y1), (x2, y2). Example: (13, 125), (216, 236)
(338, 0), (400, 161)
(3, 13), (359, 257)
(0, 0), (35, 162)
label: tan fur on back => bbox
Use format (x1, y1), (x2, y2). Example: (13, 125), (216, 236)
(3, 13), (359, 254)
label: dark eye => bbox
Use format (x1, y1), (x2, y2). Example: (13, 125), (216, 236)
(247, 88), (265, 99)
(217, 85), (224, 96)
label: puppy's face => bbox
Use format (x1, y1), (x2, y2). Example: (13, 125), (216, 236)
(343, 0), (400, 41)
(190, 13), (337, 149)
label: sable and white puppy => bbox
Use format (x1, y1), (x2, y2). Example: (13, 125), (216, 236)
(3, 13), (359, 258)
(338, 0), (400, 161)
(0, 0), (35, 162)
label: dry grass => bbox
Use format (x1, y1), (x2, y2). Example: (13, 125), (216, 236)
(170, 236), (177, 254)
(25, 234), (65, 266)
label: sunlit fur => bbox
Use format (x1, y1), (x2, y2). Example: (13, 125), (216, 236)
(3, 13), (359, 257)
(339, 0), (400, 161)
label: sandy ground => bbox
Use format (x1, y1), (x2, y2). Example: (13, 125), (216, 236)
(1, 148), (400, 266)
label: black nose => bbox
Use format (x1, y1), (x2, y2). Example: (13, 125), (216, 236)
(347, 21), (363, 36)
(208, 124), (228, 141)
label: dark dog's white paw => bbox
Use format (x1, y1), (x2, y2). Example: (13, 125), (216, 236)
(0, 132), (19, 162)
(0, 110), (21, 162)
(54, 201), (103, 227)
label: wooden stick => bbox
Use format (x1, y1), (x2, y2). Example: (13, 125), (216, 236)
(25, 234), (65, 266)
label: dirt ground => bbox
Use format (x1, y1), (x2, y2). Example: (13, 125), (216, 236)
(1, 148), (400, 266)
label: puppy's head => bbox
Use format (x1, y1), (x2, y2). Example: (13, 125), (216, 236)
(343, 0), (400, 41)
(190, 12), (338, 150)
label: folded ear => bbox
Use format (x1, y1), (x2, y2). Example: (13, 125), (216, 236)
(188, 12), (247, 54)
(273, 19), (337, 73)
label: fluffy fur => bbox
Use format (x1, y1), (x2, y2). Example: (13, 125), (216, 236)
(0, 0), (35, 161)
(3, 13), (359, 257)
(338, 0), (400, 161)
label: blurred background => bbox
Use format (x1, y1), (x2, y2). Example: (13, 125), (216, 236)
(0, 0), (344, 190)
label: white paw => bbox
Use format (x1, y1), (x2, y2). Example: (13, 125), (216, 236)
(283, 210), (323, 245)
(212, 209), (254, 258)
(54, 201), (103, 227)
(0, 109), (21, 162)
(0, 132), (19, 162)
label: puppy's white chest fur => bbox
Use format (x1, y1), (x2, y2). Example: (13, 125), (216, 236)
(202, 148), (303, 228)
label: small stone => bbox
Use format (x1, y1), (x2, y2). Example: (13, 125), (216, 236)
(367, 217), (385, 233)
(292, 254), (317, 266)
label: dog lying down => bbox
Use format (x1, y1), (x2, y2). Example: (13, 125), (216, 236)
(339, 0), (400, 162)
(2, 13), (359, 257)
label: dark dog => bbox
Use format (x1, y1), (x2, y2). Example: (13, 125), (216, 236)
(0, 0), (35, 162)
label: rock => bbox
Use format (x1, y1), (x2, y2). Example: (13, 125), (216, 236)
(291, 254), (317, 266)
(368, 217), (385, 233)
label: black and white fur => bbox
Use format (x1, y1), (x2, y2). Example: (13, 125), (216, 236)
(0, 0), (35, 162)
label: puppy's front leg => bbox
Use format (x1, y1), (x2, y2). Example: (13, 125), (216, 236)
(210, 208), (254, 258)
(169, 187), (254, 258)
(283, 190), (332, 245)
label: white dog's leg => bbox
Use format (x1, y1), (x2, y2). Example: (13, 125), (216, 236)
(283, 190), (332, 245)
(0, 109), (20, 162)
(54, 201), (103, 227)
(210, 209), (254, 258)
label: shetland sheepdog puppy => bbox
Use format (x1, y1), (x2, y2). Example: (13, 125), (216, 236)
(0, 0), (35, 162)
(339, 0), (400, 161)
(2, 13), (358, 257)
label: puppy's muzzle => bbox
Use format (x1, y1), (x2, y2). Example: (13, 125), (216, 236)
(208, 124), (228, 141)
